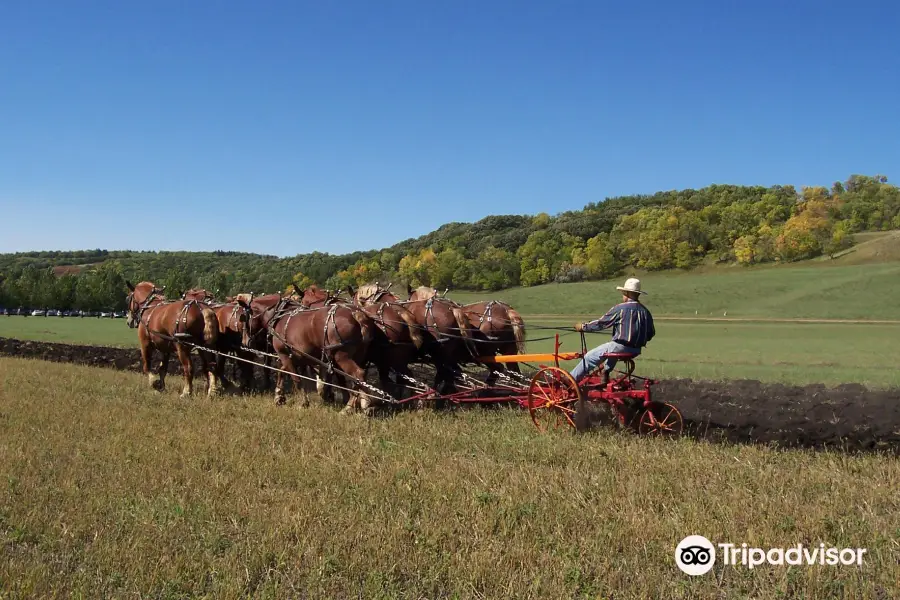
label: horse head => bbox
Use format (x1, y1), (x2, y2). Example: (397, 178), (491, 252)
(297, 284), (331, 308)
(125, 280), (165, 328)
(354, 281), (398, 306)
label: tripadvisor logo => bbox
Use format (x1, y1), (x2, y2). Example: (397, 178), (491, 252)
(675, 535), (716, 576)
(675, 536), (867, 575)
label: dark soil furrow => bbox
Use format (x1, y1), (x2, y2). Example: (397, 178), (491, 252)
(1, 336), (898, 454)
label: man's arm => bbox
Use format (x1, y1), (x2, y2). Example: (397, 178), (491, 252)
(646, 312), (655, 342)
(582, 307), (618, 332)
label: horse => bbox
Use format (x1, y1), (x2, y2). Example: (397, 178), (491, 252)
(299, 284), (425, 402)
(182, 288), (219, 305)
(243, 293), (375, 413)
(350, 282), (477, 399)
(183, 288), (258, 391)
(448, 295), (527, 381)
(125, 280), (221, 398)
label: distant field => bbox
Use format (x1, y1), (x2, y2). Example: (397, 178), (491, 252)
(0, 315), (132, 347)
(1, 358), (897, 599)
(450, 261), (900, 320)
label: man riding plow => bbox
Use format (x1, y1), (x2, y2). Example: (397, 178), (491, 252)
(572, 277), (655, 385)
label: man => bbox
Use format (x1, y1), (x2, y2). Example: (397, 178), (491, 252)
(571, 277), (655, 384)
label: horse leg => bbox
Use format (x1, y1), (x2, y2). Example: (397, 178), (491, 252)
(156, 350), (170, 392)
(273, 352), (292, 405)
(292, 359), (311, 408)
(238, 350), (254, 391)
(334, 354), (368, 416)
(198, 348), (219, 398)
(261, 355), (272, 391)
(141, 342), (160, 391)
(316, 364), (338, 405)
(176, 343), (194, 398)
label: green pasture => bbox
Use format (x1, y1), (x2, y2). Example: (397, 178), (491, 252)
(0, 315), (134, 347)
(2, 313), (899, 388)
(450, 261), (900, 320)
(523, 318), (900, 389)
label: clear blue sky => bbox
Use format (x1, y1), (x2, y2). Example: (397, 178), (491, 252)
(1, 0), (898, 257)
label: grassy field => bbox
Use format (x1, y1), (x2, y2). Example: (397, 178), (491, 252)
(1, 358), (897, 599)
(526, 319), (900, 389)
(450, 261), (900, 321)
(0, 315), (132, 347)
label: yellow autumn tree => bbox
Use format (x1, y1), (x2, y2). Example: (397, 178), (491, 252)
(733, 235), (756, 265)
(398, 248), (437, 286)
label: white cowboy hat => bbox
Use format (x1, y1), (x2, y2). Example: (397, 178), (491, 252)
(616, 277), (646, 295)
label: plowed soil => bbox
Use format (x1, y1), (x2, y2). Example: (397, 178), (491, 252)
(1, 336), (897, 454)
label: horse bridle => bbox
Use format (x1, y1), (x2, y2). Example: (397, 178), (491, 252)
(126, 287), (164, 329)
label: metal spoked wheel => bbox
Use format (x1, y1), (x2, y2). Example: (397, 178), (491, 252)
(527, 367), (583, 432)
(635, 401), (684, 437)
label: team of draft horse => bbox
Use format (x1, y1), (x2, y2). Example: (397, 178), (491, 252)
(124, 279), (526, 414)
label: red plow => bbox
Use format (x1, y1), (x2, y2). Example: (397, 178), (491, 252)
(384, 333), (684, 438)
(471, 333), (684, 437)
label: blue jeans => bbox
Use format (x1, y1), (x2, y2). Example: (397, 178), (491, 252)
(570, 341), (641, 382)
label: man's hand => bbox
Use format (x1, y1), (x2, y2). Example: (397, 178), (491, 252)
(574, 322), (584, 332)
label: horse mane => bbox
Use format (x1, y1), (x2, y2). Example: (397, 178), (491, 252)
(356, 283), (381, 302)
(235, 293), (254, 305)
(412, 286), (438, 300)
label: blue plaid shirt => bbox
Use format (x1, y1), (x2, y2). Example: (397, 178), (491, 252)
(583, 300), (655, 348)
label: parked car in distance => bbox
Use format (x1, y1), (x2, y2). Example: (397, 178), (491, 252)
(31, 309), (46, 316)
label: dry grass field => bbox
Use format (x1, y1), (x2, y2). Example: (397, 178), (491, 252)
(1, 357), (897, 599)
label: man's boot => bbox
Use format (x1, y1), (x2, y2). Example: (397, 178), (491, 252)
(600, 370), (610, 386)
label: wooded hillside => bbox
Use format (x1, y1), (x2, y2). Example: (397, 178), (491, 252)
(1, 174), (897, 310)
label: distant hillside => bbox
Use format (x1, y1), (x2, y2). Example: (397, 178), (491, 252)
(825, 230), (900, 264)
(1, 173), (899, 311)
(449, 261), (900, 321)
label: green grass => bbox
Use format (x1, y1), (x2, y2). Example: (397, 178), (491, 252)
(450, 261), (900, 320)
(0, 315), (134, 347)
(1, 358), (897, 599)
(523, 320), (900, 389)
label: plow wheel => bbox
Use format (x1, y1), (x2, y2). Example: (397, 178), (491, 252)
(635, 401), (683, 437)
(527, 367), (582, 432)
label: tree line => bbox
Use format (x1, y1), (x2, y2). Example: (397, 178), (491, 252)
(1, 174), (897, 311)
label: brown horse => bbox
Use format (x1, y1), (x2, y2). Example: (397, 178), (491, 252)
(182, 288), (219, 305)
(351, 282), (477, 397)
(243, 293), (375, 413)
(125, 280), (221, 397)
(442, 293), (527, 380)
(183, 288), (259, 391)
(299, 285), (425, 401)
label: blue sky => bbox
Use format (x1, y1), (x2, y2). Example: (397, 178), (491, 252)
(1, 0), (898, 257)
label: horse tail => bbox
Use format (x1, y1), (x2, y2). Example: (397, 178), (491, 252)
(450, 306), (477, 354)
(351, 309), (374, 346)
(507, 307), (527, 354)
(200, 304), (219, 347)
(396, 305), (425, 349)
